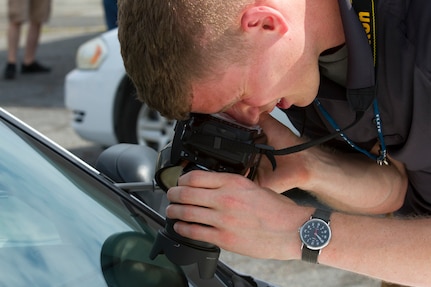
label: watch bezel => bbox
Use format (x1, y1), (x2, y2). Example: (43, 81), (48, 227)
(299, 218), (332, 251)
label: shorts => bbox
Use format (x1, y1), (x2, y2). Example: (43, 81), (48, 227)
(8, 0), (52, 23)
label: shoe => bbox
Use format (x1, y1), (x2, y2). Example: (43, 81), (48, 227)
(3, 63), (16, 80)
(21, 61), (51, 74)
(381, 282), (410, 287)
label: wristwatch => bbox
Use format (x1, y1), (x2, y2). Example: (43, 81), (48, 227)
(299, 208), (332, 264)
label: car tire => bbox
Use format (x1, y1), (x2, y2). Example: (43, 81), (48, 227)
(115, 77), (175, 151)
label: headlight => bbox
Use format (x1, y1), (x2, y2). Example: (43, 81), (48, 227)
(75, 37), (108, 70)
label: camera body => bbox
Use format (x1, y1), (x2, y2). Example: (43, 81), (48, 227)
(156, 113), (267, 190)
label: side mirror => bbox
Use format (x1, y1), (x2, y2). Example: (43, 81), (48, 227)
(95, 143), (169, 216)
(95, 144), (158, 183)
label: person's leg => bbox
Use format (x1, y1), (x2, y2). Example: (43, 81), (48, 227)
(6, 21), (22, 64)
(22, 20), (41, 65)
(3, 21), (22, 79)
(3, 0), (26, 79)
(21, 0), (51, 73)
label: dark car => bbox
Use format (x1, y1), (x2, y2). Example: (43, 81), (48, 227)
(0, 107), (278, 287)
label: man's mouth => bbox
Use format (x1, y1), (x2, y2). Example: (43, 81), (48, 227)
(276, 98), (291, 109)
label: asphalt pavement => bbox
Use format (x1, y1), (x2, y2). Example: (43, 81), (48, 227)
(0, 1), (382, 286)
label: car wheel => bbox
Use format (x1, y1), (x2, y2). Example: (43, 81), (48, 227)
(115, 77), (175, 151)
(135, 105), (175, 151)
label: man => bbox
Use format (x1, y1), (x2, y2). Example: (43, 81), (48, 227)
(118, 0), (431, 286)
(3, 0), (52, 80)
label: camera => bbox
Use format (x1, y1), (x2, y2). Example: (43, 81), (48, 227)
(155, 113), (269, 189)
(150, 113), (273, 279)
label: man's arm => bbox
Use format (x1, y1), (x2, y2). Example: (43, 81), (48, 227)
(166, 173), (429, 286)
(321, 212), (430, 287)
(256, 113), (408, 214)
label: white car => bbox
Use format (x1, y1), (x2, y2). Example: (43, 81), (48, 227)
(65, 29), (294, 151)
(65, 28), (175, 151)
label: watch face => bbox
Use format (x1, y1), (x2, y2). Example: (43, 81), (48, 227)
(299, 218), (331, 250)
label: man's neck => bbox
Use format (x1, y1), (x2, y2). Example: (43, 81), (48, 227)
(306, 0), (346, 54)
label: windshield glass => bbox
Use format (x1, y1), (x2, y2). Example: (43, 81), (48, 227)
(0, 119), (186, 286)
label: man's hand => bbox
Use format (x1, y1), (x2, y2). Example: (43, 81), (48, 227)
(166, 170), (312, 259)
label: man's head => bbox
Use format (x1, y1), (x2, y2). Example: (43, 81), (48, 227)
(118, 0), (252, 120)
(118, 0), (344, 124)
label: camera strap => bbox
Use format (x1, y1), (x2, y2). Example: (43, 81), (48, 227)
(257, 112), (363, 170)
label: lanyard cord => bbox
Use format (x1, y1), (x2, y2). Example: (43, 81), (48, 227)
(315, 98), (388, 165)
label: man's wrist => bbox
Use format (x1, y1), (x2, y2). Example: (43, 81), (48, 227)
(281, 204), (315, 261)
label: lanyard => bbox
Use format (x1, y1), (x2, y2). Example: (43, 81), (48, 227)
(314, 0), (388, 165)
(315, 98), (388, 165)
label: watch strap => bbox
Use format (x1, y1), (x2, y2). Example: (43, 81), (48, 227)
(312, 208), (331, 223)
(301, 245), (321, 263)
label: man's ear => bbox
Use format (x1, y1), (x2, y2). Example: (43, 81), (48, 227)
(241, 6), (288, 35)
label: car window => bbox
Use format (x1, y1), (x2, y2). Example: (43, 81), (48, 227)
(0, 119), (187, 287)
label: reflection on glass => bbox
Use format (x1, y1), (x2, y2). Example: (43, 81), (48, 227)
(0, 121), (186, 286)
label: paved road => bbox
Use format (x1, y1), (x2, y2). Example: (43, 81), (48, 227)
(0, 1), (382, 286)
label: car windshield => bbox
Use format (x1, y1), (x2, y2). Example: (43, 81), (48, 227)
(0, 118), (187, 286)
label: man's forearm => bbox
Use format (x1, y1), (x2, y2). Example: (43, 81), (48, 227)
(302, 146), (408, 214)
(319, 212), (430, 286)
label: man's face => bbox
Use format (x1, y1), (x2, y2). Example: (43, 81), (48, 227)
(190, 54), (320, 125)
(188, 1), (325, 125)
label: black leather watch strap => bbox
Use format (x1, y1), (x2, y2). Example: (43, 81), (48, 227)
(313, 208), (331, 223)
(301, 245), (320, 263)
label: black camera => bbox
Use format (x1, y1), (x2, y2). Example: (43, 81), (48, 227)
(150, 113), (274, 279)
(155, 113), (269, 190)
